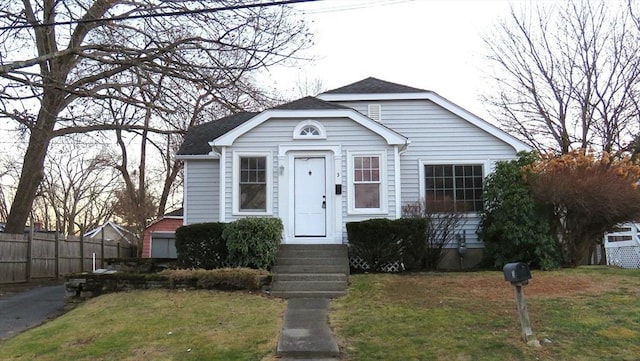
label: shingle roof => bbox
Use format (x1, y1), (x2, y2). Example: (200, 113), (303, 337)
(272, 96), (351, 110)
(177, 112), (258, 155)
(323, 77), (428, 94)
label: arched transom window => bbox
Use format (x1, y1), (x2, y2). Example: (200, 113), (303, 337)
(293, 120), (326, 139)
(300, 126), (320, 136)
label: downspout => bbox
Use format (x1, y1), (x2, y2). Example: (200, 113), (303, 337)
(395, 140), (410, 219)
(394, 145), (402, 219)
(217, 146), (226, 223)
(207, 142), (225, 223)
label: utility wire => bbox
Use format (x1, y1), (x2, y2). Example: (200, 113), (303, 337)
(1, 0), (321, 31)
(303, 0), (415, 15)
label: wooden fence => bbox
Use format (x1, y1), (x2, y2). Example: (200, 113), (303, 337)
(0, 232), (135, 284)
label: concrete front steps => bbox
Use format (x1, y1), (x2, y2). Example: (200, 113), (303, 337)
(269, 244), (349, 299)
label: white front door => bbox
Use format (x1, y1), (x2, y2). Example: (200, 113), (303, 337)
(294, 157), (326, 237)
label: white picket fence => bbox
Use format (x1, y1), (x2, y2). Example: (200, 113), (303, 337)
(604, 223), (640, 269)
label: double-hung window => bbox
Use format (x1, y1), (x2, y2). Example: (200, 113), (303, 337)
(234, 152), (271, 214)
(423, 164), (483, 212)
(348, 151), (386, 214)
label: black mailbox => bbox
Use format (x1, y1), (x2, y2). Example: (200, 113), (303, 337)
(503, 262), (531, 283)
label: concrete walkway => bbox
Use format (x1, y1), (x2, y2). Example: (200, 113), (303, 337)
(276, 298), (340, 360)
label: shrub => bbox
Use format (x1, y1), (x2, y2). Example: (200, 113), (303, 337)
(175, 223), (227, 269)
(402, 199), (467, 271)
(159, 268), (270, 291)
(479, 152), (560, 270)
(346, 218), (421, 272)
(223, 217), (283, 270)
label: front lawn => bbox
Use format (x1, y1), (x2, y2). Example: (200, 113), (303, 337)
(0, 290), (286, 361)
(1, 267), (638, 360)
(331, 267), (640, 361)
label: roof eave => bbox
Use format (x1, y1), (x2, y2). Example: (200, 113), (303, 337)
(175, 153), (220, 160)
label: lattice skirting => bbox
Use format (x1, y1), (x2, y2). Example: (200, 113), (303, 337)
(349, 256), (405, 273)
(606, 246), (640, 269)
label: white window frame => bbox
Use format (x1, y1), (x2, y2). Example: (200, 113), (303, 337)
(232, 151), (273, 215)
(347, 150), (387, 215)
(418, 160), (488, 215)
(293, 119), (327, 139)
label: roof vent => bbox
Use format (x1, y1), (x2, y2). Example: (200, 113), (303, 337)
(368, 104), (381, 122)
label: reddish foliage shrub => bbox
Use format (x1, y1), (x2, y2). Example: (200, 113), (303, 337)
(525, 150), (640, 266)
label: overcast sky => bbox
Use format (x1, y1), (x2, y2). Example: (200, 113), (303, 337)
(264, 0), (521, 122)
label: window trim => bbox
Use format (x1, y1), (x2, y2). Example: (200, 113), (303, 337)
(232, 151), (273, 215)
(418, 160), (487, 214)
(293, 119), (327, 139)
(347, 150), (387, 215)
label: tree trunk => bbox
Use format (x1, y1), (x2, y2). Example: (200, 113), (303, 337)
(4, 126), (53, 233)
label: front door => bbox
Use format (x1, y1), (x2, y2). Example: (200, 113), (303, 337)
(294, 157), (326, 237)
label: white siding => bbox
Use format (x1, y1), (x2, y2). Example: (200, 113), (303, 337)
(337, 100), (520, 247)
(184, 160), (219, 224)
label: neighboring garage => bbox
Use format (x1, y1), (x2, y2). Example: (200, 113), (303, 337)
(149, 231), (178, 258)
(142, 208), (183, 259)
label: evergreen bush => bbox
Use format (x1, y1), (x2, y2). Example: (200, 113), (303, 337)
(479, 152), (560, 270)
(174, 222), (227, 269)
(223, 217), (283, 270)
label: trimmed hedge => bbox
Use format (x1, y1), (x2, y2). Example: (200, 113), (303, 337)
(159, 268), (270, 291)
(346, 218), (426, 272)
(393, 218), (428, 271)
(224, 217), (283, 270)
(175, 222), (228, 270)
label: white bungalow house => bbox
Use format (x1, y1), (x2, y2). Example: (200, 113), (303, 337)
(176, 77), (529, 268)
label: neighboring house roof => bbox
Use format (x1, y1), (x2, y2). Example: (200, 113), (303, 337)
(83, 221), (134, 243)
(145, 208), (184, 230)
(177, 112), (259, 155)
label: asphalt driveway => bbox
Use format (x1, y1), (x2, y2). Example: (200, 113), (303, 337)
(0, 285), (65, 340)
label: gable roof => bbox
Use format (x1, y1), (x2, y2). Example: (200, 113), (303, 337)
(323, 77), (428, 94)
(212, 96), (408, 148)
(83, 221), (134, 242)
(318, 78), (530, 153)
(177, 112), (258, 155)
(144, 208), (184, 229)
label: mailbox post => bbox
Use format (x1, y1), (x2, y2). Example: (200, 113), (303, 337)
(503, 262), (537, 344)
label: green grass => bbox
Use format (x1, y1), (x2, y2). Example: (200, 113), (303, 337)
(0, 290), (286, 361)
(1, 267), (639, 360)
(331, 267), (640, 361)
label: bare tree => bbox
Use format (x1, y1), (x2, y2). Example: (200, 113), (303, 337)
(36, 143), (119, 235)
(483, 0), (640, 155)
(0, 0), (311, 233)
